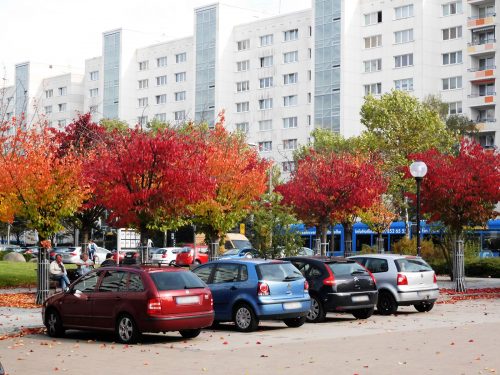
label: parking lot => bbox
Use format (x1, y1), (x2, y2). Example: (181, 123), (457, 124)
(1, 298), (499, 374)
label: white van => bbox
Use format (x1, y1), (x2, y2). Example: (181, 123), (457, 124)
(224, 233), (252, 251)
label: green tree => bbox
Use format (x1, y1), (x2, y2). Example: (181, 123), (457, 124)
(99, 118), (129, 132)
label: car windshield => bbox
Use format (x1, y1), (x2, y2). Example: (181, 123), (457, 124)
(150, 271), (206, 290)
(233, 240), (252, 249)
(222, 249), (240, 256)
(257, 262), (303, 281)
(395, 258), (433, 272)
(328, 261), (368, 276)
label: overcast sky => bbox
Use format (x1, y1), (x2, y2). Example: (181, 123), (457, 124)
(1, 0), (310, 85)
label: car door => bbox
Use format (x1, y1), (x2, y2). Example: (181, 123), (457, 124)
(91, 270), (128, 330)
(59, 272), (99, 328)
(210, 264), (241, 320)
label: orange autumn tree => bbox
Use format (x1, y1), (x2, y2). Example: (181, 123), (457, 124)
(189, 113), (269, 246)
(359, 198), (397, 253)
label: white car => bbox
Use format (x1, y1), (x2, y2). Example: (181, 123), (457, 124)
(60, 246), (110, 265)
(150, 247), (183, 265)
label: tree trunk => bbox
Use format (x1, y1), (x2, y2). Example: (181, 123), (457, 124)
(343, 222), (353, 257)
(320, 222), (328, 256)
(329, 223), (335, 255)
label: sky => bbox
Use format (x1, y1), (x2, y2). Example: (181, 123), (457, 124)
(0, 0), (311, 86)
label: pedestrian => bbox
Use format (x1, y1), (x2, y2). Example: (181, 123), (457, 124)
(76, 253), (94, 276)
(87, 239), (97, 261)
(49, 254), (70, 289)
(147, 238), (154, 248)
(100, 252), (116, 267)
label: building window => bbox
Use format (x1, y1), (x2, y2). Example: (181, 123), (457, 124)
(364, 11), (382, 25)
(260, 34), (273, 46)
(283, 117), (298, 129)
(138, 116), (148, 127)
(156, 94), (167, 104)
(442, 26), (462, 40)
(90, 71), (99, 81)
(282, 161), (296, 173)
(174, 110), (185, 121)
(447, 101), (463, 115)
(138, 97), (148, 107)
(442, 76), (462, 90)
(394, 78), (414, 91)
(138, 79), (149, 89)
(236, 102), (249, 112)
(236, 81), (250, 92)
(259, 119), (272, 131)
(89, 105), (98, 113)
(237, 39), (250, 51)
(364, 83), (382, 95)
(476, 108), (495, 122)
(58, 119), (66, 127)
(176, 52), (186, 63)
(394, 29), (414, 44)
(139, 61), (149, 71)
(45, 89), (53, 98)
(259, 98), (273, 110)
(236, 122), (249, 133)
(237, 60), (250, 72)
(283, 139), (298, 150)
(58, 87), (67, 96)
(58, 103), (67, 112)
(283, 51), (298, 63)
(478, 83), (495, 96)
(364, 59), (382, 73)
(258, 141), (272, 152)
(175, 72), (186, 82)
(308, 92), (312, 103)
(89, 88), (98, 97)
(156, 75), (167, 86)
(442, 51), (462, 65)
(364, 35), (382, 48)
(155, 113), (167, 122)
(308, 70), (312, 80)
(175, 91), (186, 101)
(284, 73), (298, 85)
(307, 115), (311, 125)
(259, 77), (273, 89)
(442, 1), (462, 16)
(394, 53), (414, 68)
(395, 4), (414, 20)
(157, 56), (167, 67)
(44, 105), (52, 114)
(283, 95), (297, 107)
(284, 29), (299, 41)
(260, 56), (273, 68)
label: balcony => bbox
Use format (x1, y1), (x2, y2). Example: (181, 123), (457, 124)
(467, 14), (496, 28)
(468, 66), (496, 81)
(467, 93), (496, 107)
(467, 40), (496, 55)
(468, 0), (495, 4)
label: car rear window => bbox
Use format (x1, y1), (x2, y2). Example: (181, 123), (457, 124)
(257, 262), (302, 281)
(395, 258), (433, 272)
(150, 271), (206, 291)
(327, 261), (368, 277)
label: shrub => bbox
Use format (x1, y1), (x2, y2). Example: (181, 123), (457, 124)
(391, 237), (443, 261)
(360, 244), (376, 254)
(465, 258), (500, 278)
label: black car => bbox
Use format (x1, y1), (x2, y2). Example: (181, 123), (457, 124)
(281, 256), (378, 322)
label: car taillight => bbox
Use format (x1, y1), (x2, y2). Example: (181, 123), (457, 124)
(133, 253), (139, 258)
(397, 273), (408, 286)
(304, 280), (309, 292)
(323, 266), (336, 286)
(147, 298), (162, 315)
(50, 252), (55, 257)
(258, 282), (270, 296)
(70, 252), (77, 256)
(433, 273), (437, 284)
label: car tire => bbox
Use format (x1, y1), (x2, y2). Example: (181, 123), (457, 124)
(414, 301), (435, 313)
(377, 291), (398, 315)
(116, 314), (140, 344)
(179, 328), (202, 339)
(283, 316), (306, 328)
(169, 261), (176, 266)
(352, 307), (375, 319)
(306, 295), (326, 323)
(45, 309), (65, 338)
(233, 303), (259, 332)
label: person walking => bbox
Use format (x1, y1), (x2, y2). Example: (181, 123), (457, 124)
(49, 254), (70, 289)
(87, 239), (97, 261)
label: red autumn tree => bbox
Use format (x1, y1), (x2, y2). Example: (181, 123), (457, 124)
(277, 150), (387, 255)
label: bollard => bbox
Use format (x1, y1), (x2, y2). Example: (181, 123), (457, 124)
(453, 240), (466, 292)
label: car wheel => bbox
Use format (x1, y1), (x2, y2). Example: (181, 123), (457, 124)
(169, 260), (176, 266)
(45, 309), (65, 338)
(377, 291), (398, 315)
(306, 295), (326, 323)
(116, 314), (140, 344)
(179, 328), (202, 339)
(233, 303), (259, 332)
(352, 307), (375, 319)
(283, 316), (306, 328)
(414, 301), (435, 313)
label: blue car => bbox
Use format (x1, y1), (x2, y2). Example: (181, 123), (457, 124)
(192, 259), (310, 332)
(219, 248), (260, 259)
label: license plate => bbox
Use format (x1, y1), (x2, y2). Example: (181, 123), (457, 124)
(176, 296), (199, 305)
(283, 302), (301, 310)
(352, 295), (369, 303)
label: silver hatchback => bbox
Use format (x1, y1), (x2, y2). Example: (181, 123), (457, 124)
(349, 254), (439, 315)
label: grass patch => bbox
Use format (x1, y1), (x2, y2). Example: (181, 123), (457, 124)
(0, 261), (77, 288)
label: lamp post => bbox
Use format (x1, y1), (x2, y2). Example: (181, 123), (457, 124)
(409, 161), (427, 257)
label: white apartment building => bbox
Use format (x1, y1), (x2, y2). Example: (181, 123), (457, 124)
(1, 0), (498, 171)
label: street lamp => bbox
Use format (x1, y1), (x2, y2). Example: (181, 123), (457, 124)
(409, 161), (427, 257)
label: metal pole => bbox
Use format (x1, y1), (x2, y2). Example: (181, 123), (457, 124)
(35, 247), (49, 304)
(454, 240), (466, 292)
(416, 177), (422, 257)
(344, 240), (353, 257)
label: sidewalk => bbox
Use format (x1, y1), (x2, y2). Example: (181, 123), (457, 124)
(437, 276), (500, 290)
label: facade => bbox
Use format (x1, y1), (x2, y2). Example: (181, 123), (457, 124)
(1, 0), (498, 170)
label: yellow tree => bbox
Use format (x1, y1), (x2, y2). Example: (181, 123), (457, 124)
(359, 198), (397, 253)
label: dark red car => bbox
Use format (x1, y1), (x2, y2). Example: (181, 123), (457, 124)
(42, 265), (214, 343)
(175, 246), (209, 266)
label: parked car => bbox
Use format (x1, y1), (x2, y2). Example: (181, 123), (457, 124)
(122, 251), (141, 265)
(22, 246), (39, 256)
(298, 247), (315, 256)
(150, 247), (183, 265)
(192, 259), (310, 332)
(223, 233), (253, 251)
(42, 265), (214, 343)
(49, 247), (71, 261)
(176, 246), (209, 266)
(219, 248), (260, 259)
(94, 247), (110, 265)
(348, 254), (439, 315)
(0, 245), (22, 252)
(282, 256), (378, 322)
